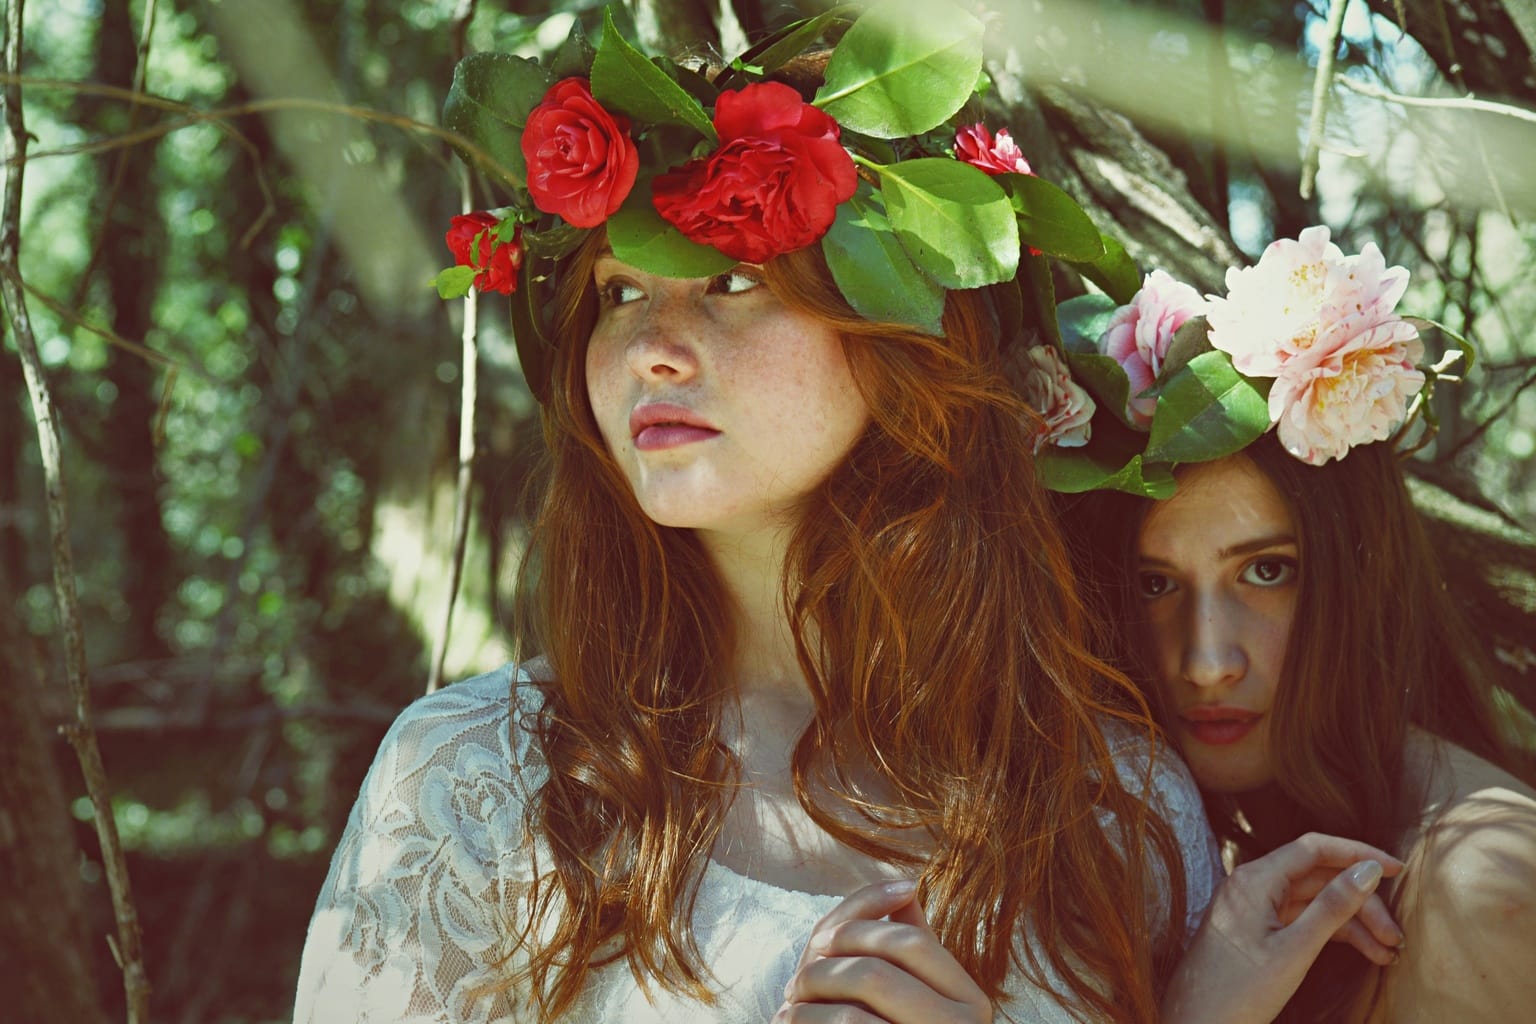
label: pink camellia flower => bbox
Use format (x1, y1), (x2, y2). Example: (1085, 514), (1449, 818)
(1270, 321), (1424, 465)
(954, 123), (1032, 176)
(652, 82), (857, 263)
(444, 212), (522, 294)
(1205, 225), (1409, 379)
(1096, 269), (1208, 428)
(1015, 344), (1095, 453)
(1206, 224), (1426, 463)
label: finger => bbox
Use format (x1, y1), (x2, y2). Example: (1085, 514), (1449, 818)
(1263, 834), (1404, 884)
(1352, 892), (1405, 949)
(1275, 860), (1386, 961)
(887, 894), (930, 931)
(806, 918), (976, 1002)
(797, 879), (920, 973)
(787, 955), (972, 1024)
(1330, 916), (1399, 967)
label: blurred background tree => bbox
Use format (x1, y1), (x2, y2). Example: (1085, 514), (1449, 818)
(3, 0), (1532, 1020)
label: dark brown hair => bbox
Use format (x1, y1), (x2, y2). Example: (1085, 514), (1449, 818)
(1063, 433), (1535, 1020)
(506, 232), (1189, 1023)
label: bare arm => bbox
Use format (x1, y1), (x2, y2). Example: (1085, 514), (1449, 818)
(1381, 786), (1536, 1023)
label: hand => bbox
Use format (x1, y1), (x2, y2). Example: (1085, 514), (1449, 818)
(1162, 832), (1406, 1024)
(773, 878), (993, 1024)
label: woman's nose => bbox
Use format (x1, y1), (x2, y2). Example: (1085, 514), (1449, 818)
(624, 297), (701, 383)
(1180, 591), (1248, 689)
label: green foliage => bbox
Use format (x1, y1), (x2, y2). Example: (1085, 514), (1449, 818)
(814, 2), (984, 138)
(822, 184), (946, 335)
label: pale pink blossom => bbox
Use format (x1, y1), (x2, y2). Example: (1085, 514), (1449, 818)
(1205, 225), (1410, 380)
(1270, 320), (1424, 465)
(1096, 270), (1208, 428)
(1017, 345), (1095, 453)
(1205, 225), (1426, 464)
(954, 123), (1033, 176)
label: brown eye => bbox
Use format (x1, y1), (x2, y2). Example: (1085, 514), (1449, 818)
(1138, 573), (1174, 599)
(597, 278), (645, 308)
(1241, 558), (1297, 587)
(706, 267), (763, 295)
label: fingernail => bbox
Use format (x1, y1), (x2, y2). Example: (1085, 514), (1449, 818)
(884, 878), (917, 896)
(1349, 860), (1383, 890)
(1393, 930), (1406, 948)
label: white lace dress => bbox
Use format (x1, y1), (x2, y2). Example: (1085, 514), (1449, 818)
(294, 666), (1220, 1023)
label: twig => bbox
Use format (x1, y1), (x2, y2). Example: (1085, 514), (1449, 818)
(1334, 74), (1536, 126)
(449, 0), (479, 64)
(427, 171), (481, 695)
(1202, 0), (1231, 232)
(0, 2), (150, 1019)
(1299, 0), (1348, 200)
(1444, 363), (1536, 460)
(53, 700), (403, 733)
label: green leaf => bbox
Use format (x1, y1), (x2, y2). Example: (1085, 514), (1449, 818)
(548, 16), (597, 80)
(442, 53), (553, 188)
(606, 188), (735, 278)
(591, 8), (716, 143)
(1144, 350), (1272, 464)
(877, 158), (1018, 289)
(1066, 350), (1136, 428)
(1069, 233), (1140, 304)
(522, 221), (589, 259)
(1144, 316), (1212, 396)
(432, 265), (478, 300)
(510, 259), (553, 405)
(1057, 293), (1120, 354)
(717, 6), (858, 92)
(1000, 173), (1105, 263)
(1018, 251), (1060, 349)
(814, 2), (984, 138)
(1035, 418), (1176, 497)
(822, 185), (945, 336)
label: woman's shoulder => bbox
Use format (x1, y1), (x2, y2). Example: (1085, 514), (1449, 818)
(1381, 731), (1536, 1021)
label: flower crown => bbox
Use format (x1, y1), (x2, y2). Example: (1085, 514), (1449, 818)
(434, 4), (1462, 494)
(1034, 224), (1468, 494)
(434, 1), (1134, 405)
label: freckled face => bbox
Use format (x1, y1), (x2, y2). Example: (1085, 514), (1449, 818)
(1135, 456), (1300, 794)
(584, 256), (870, 537)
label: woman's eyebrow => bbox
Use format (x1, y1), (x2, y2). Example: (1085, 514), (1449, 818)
(1217, 534), (1298, 560)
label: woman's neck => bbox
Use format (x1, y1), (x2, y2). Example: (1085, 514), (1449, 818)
(698, 523), (810, 702)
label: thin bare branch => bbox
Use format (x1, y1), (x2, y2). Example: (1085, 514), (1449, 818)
(1300, 0), (1349, 200)
(428, 171), (482, 695)
(1335, 74), (1536, 126)
(1445, 364), (1536, 460)
(0, 1), (150, 1018)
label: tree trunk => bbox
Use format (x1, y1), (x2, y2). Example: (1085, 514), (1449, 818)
(0, 563), (106, 1024)
(94, 0), (174, 660)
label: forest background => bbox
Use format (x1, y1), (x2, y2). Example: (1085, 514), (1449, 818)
(3, 0), (1535, 1022)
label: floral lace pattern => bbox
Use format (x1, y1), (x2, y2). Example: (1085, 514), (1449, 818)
(294, 666), (1220, 1022)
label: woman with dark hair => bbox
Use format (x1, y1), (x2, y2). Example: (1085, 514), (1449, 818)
(1063, 228), (1536, 1022)
(292, 6), (1234, 1022)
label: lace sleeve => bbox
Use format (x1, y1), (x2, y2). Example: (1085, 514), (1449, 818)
(1107, 728), (1223, 947)
(292, 667), (540, 1024)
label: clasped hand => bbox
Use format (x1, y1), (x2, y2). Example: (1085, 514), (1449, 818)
(774, 878), (994, 1024)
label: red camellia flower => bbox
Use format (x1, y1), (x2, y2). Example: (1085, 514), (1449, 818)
(651, 82), (857, 263)
(445, 212), (522, 295)
(954, 122), (1033, 176)
(522, 78), (639, 229)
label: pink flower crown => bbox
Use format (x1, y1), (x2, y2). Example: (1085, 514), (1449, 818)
(1035, 225), (1468, 495)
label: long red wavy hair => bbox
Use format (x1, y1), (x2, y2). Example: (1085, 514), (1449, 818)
(507, 234), (1188, 1022)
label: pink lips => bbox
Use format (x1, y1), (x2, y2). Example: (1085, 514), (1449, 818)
(1179, 705), (1262, 747)
(629, 402), (720, 451)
